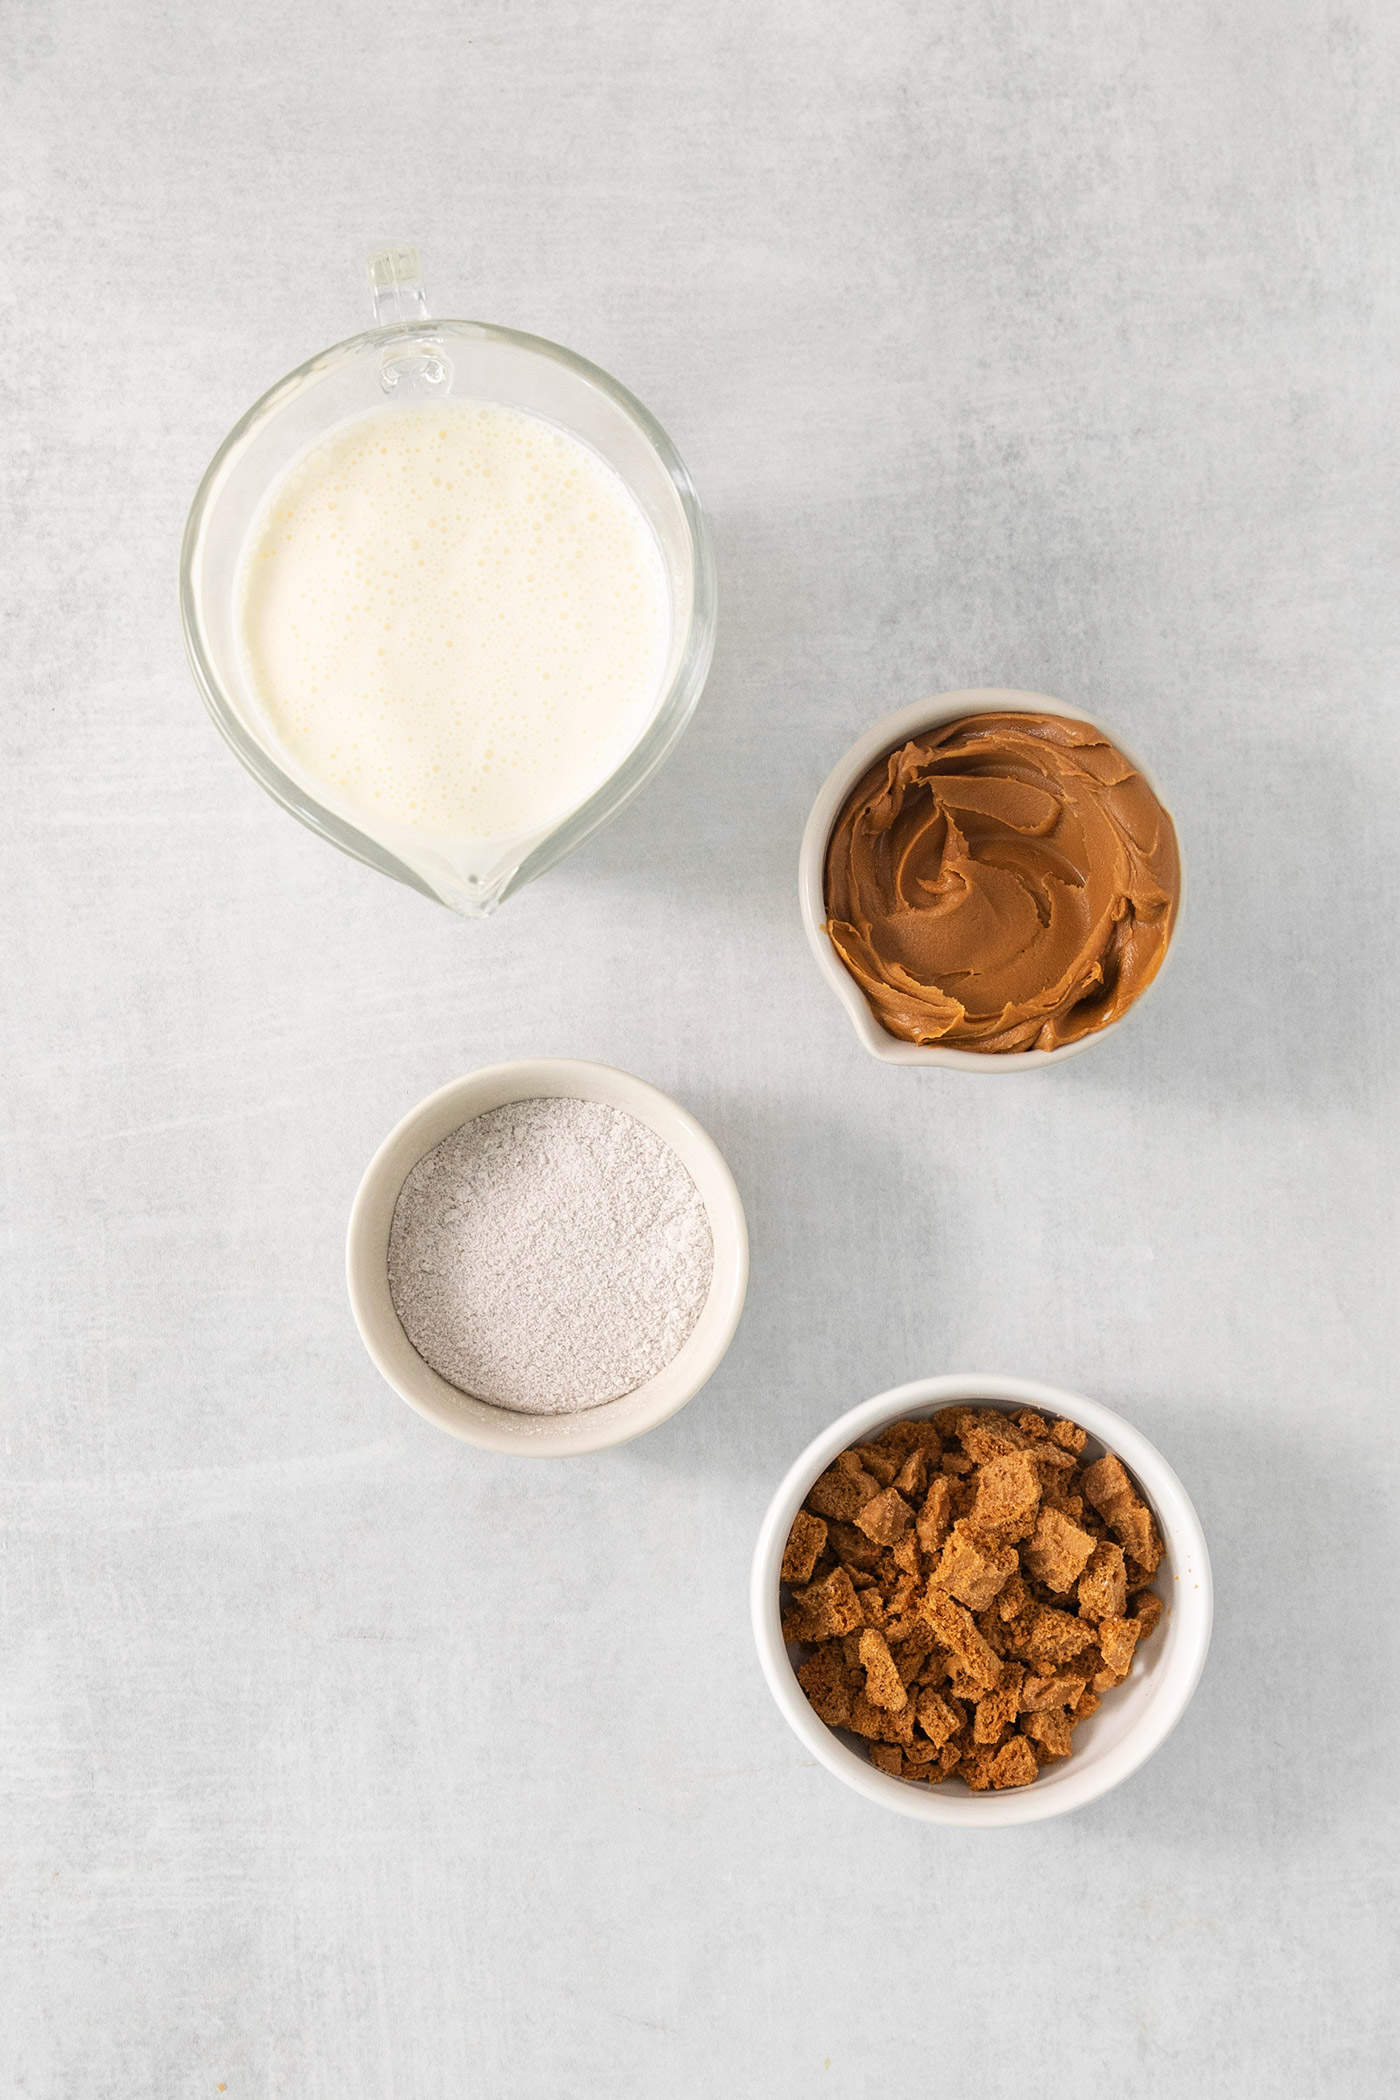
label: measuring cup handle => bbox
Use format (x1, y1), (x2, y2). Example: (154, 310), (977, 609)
(366, 246), (431, 327)
(364, 247), (452, 395)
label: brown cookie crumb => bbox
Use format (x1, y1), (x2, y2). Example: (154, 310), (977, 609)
(796, 1646), (855, 1728)
(958, 1411), (1034, 1463)
(1132, 1590), (1165, 1640)
(1023, 1707), (1076, 1759)
(1022, 1506), (1098, 1592)
(1019, 1670), (1089, 1712)
(892, 1447), (930, 1500)
(854, 1483), (915, 1544)
(1081, 1453), (1164, 1576)
(849, 1442), (899, 1487)
(788, 1565), (865, 1641)
(783, 1403), (1169, 1792)
(891, 1531), (922, 1579)
(989, 1736), (1038, 1788)
(972, 1668), (1022, 1745)
(915, 1474), (955, 1554)
(824, 1519), (886, 1574)
(921, 1587), (1005, 1693)
(807, 1451), (883, 1522)
(1096, 1614), (1144, 1683)
(932, 1521), (1018, 1610)
(858, 1628), (908, 1711)
(781, 1509), (828, 1586)
(874, 1419), (944, 1461)
(1077, 1539), (1128, 1622)
(971, 1451), (1042, 1542)
(914, 1687), (962, 1747)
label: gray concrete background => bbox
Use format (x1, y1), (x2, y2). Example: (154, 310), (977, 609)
(4, 2), (1398, 2093)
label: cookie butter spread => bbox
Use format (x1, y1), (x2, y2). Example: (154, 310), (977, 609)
(824, 712), (1179, 1051)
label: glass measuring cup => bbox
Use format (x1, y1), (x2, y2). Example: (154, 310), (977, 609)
(180, 249), (716, 915)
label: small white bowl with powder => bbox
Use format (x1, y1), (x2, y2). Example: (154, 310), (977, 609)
(346, 1060), (748, 1453)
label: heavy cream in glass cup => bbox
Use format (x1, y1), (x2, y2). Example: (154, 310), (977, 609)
(181, 249), (716, 915)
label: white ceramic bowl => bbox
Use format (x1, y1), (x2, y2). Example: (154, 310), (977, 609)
(798, 687), (1182, 1070)
(347, 1059), (748, 1453)
(751, 1373), (1212, 1825)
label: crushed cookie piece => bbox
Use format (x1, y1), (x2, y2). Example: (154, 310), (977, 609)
(796, 1646), (855, 1728)
(959, 1744), (998, 1791)
(1050, 1417), (1088, 1453)
(915, 1687), (962, 1747)
(889, 1630), (935, 1683)
(1022, 1506), (1097, 1593)
(1023, 1708), (1075, 1759)
(1132, 1590), (1165, 1640)
(903, 1735), (941, 1764)
(1077, 1540), (1128, 1622)
(854, 1484), (914, 1545)
(1019, 1670), (1088, 1712)
(893, 1447), (929, 1501)
(849, 1442), (899, 1487)
(1033, 1439), (1078, 1474)
(921, 1587), (1004, 1693)
(788, 1565), (864, 1641)
(824, 1519), (886, 1574)
(1096, 1614), (1144, 1682)
(971, 1451), (1042, 1542)
(958, 1410), (1034, 1463)
(849, 1690), (915, 1745)
(1081, 1453), (1164, 1575)
(874, 1418), (943, 1461)
(806, 1451), (883, 1521)
(933, 1737), (966, 1778)
(915, 1473), (954, 1553)
(989, 1736), (1039, 1788)
(781, 1509), (828, 1586)
(973, 1604), (1007, 1656)
(867, 1742), (904, 1776)
(891, 1531), (922, 1579)
(931, 1521), (1018, 1611)
(972, 1669), (1022, 1744)
(858, 1628), (908, 1711)
(1018, 1603), (1098, 1672)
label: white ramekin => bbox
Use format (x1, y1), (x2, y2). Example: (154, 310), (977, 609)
(751, 1373), (1212, 1826)
(347, 1059), (748, 1454)
(798, 688), (1182, 1070)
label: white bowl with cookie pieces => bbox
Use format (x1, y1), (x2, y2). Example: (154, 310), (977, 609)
(797, 689), (1183, 1070)
(750, 1374), (1212, 1825)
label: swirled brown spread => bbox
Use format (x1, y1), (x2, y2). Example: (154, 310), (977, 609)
(824, 712), (1179, 1052)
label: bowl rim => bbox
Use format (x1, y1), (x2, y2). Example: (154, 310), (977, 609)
(346, 1058), (748, 1454)
(750, 1372), (1213, 1826)
(797, 688), (1183, 1069)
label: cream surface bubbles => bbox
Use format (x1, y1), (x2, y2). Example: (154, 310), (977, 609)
(236, 401), (670, 846)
